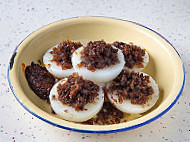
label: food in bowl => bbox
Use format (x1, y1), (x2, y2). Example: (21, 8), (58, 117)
(49, 73), (104, 122)
(25, 62), (55, 101)
(24, 40), (159, 124)
(8, 17), (184, 133)
(105, 69), (159, 114)
(113, 41), (149, 71)
(72, 40), (125, 83)
(43, 40), (83, 78)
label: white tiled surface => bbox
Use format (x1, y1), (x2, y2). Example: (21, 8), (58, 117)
(0, 0), (189, 141)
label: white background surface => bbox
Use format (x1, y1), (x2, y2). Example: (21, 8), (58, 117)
(0, 0), (189, 141)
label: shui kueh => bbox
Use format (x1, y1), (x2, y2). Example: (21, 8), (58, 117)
(25, 40), (159, 125)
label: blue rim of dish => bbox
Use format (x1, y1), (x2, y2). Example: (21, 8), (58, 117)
(7, 16), (185, 134)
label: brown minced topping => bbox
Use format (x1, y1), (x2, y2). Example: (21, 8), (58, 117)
(83, 101), (125, 125)
(113, 41), (145, 69)
(77, 40), (120, 72)
(50, 40), (82, 70)
(107, 69), (154, 105)
(25, 62), (55, 101)
(57, 74), (99, 111)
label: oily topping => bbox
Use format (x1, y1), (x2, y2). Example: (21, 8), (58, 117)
(50, 40), (82, 70)
(82, 101), (125, 125)
(113, 41), (145, 69)
(25, 62), (55, 101)
(77, 40), (120, 72)
(108, 69), (154, 105)
(57, 74), (99, 111)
